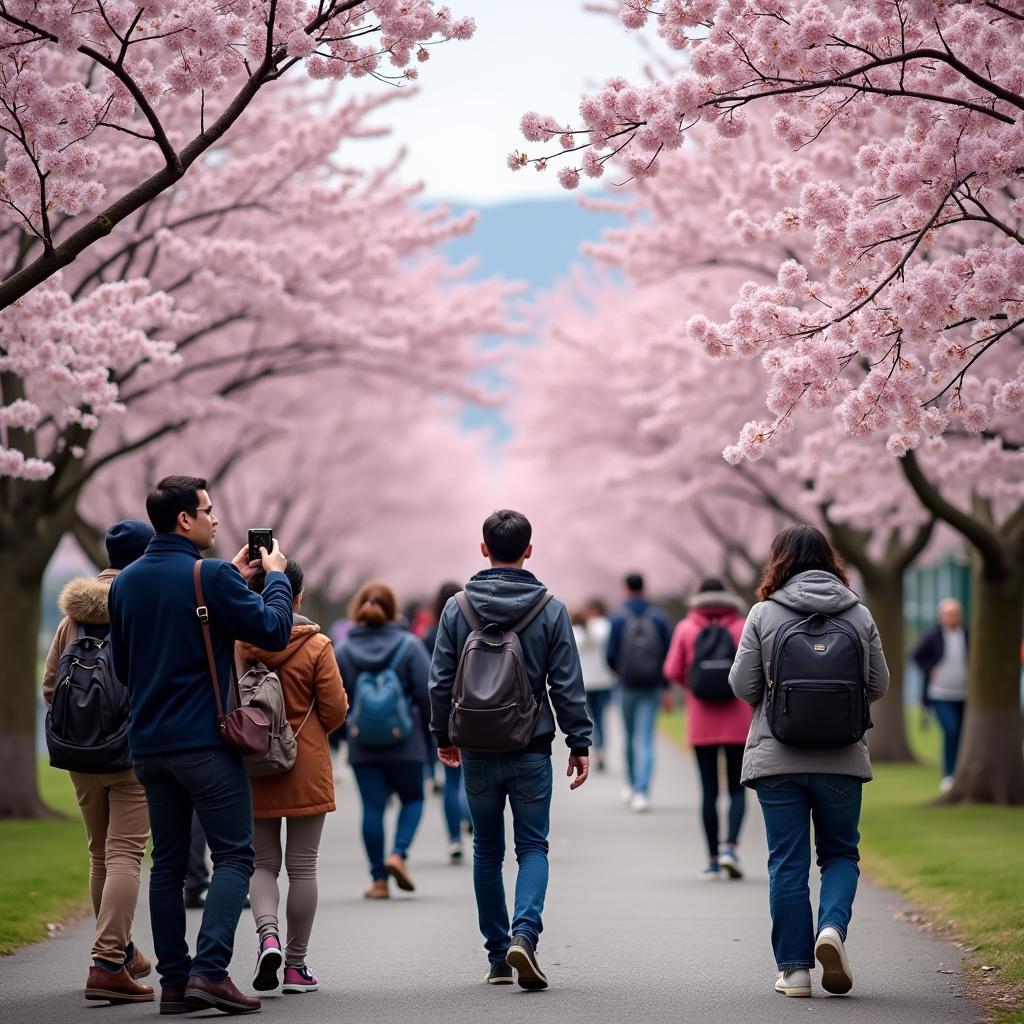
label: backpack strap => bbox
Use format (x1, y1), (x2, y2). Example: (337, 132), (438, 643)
(385, 634), (413, 673)
(454, 592), (484, 631)
(511, 591), (553, 634)
(194, 559), (227, 726)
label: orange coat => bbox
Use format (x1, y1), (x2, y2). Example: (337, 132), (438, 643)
(237, 620), (348, 819)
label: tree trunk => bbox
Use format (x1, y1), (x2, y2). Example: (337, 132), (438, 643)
(861, 569), (916, 762)
(0, 562), (58, 818)
(946, 561), (1024, 804)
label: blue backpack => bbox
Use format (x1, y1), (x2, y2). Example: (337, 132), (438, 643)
(348, 636), (414, 747)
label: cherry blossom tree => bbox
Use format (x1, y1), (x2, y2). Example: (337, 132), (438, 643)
(0, 84), (512, 818)
(0, 0), (474, 310)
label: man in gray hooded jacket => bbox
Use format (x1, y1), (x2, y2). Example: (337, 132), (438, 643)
(429, 509), (592, 991)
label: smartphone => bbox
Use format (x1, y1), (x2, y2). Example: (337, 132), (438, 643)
(247, 528), (273, 564)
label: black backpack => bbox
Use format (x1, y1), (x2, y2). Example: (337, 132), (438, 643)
(689, 623), (736, 701)
(616, 607), (665, 688)
(448, 590), (553, 753)
(766, 612), (871, 748)
(45, 623), (131, 773)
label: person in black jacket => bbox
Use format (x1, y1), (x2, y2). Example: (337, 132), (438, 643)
(108, 475), (293, 1016)
(335, 581), (432, 899)
(428, 510), (592, 991)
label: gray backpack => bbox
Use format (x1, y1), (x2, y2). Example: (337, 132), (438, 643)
(237, 661), (314, 777)
(616, 607), (665, 688)
(448, 590), (553, 752)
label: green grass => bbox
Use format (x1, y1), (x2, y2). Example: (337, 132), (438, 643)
(661, 705), (1024, 1021)
(0, 763), (89, 955)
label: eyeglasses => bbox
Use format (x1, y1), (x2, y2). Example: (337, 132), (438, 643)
(191, 506), (214, 518)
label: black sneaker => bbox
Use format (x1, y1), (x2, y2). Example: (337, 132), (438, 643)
(505, 935), (548, 991)
(485, 963), (514, 985)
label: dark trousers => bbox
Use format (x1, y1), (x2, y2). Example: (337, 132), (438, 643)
(694, 744), (746, 859)
(352, 762), (424, 881)
(585, 688), (614, 751)
(931, 699), (965, 778)
(185, 812), (209, 897)
(134, 747), (255, 987)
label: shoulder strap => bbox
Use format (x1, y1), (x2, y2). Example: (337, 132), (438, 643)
(512, 591), (553, 634)
(454, 592), (483, 631)
(386, 634), (412, 673)
(194, 559), (226, 724)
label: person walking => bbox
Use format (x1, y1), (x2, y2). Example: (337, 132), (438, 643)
(663, 578), (751, 880)
(429, 509), (592, 990)
(336, 581), (432, 899)
(238, 560), (349, 996)
(42, 520), (155, 1004)
(572, 599), (615, 772)
(108, 476), (294, 1016)
(912, 598), (968, 793)
(424, 581), (471, 862)
(606, 573), (672, 812)
(729, 525), (889, 999)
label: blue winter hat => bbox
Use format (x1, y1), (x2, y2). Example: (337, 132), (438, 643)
(105, 519), (155, 570)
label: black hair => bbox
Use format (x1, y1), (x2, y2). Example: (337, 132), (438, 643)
(146, 475), (207, 535)
(698, 577), (725, 594)
(250, 559), (304, 598)
(482, 509), (532, 563)
(433, 580), (461, 619)
(624, 573), (644, 594)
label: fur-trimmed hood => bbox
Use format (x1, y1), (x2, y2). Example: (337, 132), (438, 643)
(690, 589), (747, 615)
(58, 569), (119, 625)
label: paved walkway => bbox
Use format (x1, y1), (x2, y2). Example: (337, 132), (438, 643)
(1, 732), (979, 1023)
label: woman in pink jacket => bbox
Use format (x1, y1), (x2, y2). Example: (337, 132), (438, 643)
(663, 578), (752, 880)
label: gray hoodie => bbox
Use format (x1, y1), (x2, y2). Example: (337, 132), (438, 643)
(729, 570), (890, 787)
(428, 568), (592, 755)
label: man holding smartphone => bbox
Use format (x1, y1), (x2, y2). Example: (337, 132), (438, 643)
(109, 476), (292, 1016)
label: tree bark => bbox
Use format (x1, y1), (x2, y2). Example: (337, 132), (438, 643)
(0, 561), (59, 818)
(859, 569), (916, 762)
(945, 560), (1024, 804)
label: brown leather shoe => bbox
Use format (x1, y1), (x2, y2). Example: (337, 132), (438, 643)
(385, 853), (415, 892)
(363, 878), (390, 899)
(84, 964), (155, 1003)
(184, 974), (261, 1014)
(160, 987), (198, 1015)
(126, 946), (152, 980)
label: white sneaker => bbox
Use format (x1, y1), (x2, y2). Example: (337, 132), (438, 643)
(815, 927), (853, 995)
(447, 842), (464, 864)
(774, 969), (811, 998)
(939, 775), (954, 794)
(620, 785), (635, 805)
(630, 792), (649, 813)
(718, 846), (743, 879)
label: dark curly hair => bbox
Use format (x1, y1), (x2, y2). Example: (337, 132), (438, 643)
(757, 524), (850, 602)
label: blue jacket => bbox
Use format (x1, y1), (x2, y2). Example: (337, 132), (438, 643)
(428, 568), (592, 756)
(606, 597), (672, 686)
(108, 534), (293, 756)
(336, 624), (432, 766)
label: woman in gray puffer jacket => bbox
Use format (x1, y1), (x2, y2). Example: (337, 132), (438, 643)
(729, 525), (889, 1001)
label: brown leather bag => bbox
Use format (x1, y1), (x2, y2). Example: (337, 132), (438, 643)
(193, 560), (270, 757)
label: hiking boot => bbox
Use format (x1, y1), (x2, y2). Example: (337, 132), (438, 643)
(718, 845), (743, 880)
(126, 946), (152, 979)
(815, 927), (853, 995)
(774, 969), (811, 997)
(385, 853), (415, 892)
(486, 963), (514, 985)
(364, 879), (390, 899)
(506, 934), (548, 991)
(85, 964), (154, 1003)
(160, 986), (198, 1015)
(282, 965), (319, 994)
(252, 934), (282, 991)
(184, 975), (261, 1014)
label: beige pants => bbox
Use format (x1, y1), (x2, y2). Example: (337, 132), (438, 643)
(251, 815), (326, 966)
(70, 769), (150, 963)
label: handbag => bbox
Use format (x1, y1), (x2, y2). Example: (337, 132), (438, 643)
(194, 560), (270, 757)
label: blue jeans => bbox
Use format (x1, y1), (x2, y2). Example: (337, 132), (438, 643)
(134, 747), (254, 987)
(352, 763), (424, 881)
(931, 699), (965, 778)
(462, 752), (552, 964)
(621, 687), (660, 794)
(756, 773), (862, 971)
(443, 764), (470, 843)
(586, 688), (614, 752)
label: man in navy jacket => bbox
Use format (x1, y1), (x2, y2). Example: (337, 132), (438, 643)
(109, 475), (292, 1015)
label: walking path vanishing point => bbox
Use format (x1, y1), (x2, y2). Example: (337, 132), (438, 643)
(1, 731), (980, 1024)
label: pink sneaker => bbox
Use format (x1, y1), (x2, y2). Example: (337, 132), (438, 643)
(252, 935), (282, 991)
(282, 965), (319, 994)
